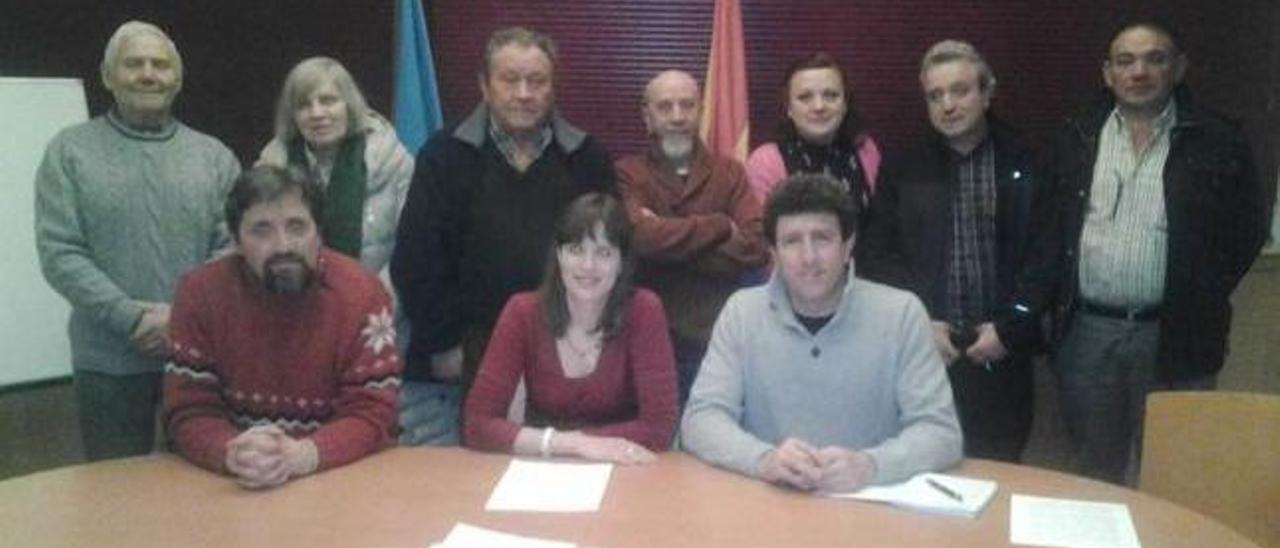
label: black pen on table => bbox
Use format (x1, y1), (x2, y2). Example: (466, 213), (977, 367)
(926, 477), (964, 503)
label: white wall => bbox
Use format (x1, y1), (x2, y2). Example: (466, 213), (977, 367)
(0, 78), (87, 387)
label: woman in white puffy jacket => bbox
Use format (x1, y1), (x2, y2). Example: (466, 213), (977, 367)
(258, 56), (414, 276)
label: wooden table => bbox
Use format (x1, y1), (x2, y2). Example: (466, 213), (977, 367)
(0, 447), (1259, 547)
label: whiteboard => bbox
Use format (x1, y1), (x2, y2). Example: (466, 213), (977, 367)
(0, 78), (87, 387)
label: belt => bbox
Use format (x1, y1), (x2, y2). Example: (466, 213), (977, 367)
(1077, 300), (1160, 321)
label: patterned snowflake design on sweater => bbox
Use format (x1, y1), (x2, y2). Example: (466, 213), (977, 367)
(362, 307), (396, 355)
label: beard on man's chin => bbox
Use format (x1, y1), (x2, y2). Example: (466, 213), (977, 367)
(263, 253), (313, 294)
(658, 133), (694, 162)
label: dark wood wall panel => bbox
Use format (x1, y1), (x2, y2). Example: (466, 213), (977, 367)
(0, 0), (1272, 176)
(431, 0), (713, 157)
(739, 0), (1160, 154)
(430, 0), (1177, 158)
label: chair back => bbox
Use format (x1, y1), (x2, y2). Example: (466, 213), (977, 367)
(1140, 390), (1280, 547)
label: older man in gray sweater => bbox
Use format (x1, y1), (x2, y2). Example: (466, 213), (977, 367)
(35, 21), (240, 461)
(682, 174), (962, 491)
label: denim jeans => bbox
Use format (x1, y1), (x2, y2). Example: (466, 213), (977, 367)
(673, 333), (708, 412)
(398, 380), (462, 446)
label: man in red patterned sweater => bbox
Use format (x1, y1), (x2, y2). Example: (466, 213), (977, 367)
(163, 165), (401, 489)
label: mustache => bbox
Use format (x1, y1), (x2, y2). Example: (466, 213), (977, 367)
(266, 253), (306, 268)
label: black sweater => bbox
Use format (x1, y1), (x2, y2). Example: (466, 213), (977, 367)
(391, 106), (616, 381)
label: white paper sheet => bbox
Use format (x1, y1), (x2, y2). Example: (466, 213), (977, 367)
(1009, 494), (1142, 548)
(826, 472), (998, 518)
(485, 459), (614, 512)
(432, 522), (576, 548)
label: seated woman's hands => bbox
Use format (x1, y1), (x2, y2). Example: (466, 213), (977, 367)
(552, 430), (656, 465)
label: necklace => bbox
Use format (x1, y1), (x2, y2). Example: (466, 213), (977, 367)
(558, 329), (603, 378)
(562, 331), (602, 360)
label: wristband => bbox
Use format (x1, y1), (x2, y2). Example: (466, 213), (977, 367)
(539, 427), (555, 458)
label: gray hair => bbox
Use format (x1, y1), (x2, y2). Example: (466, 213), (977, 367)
(920, 39), (996, 95)
(273, 56), (371, 144)
(100, 20), (183, 82)
(482, 26), (558, 79)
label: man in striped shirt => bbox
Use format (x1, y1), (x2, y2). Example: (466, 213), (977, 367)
(1041, 21), (1267, 484)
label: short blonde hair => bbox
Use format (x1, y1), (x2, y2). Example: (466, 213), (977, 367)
(273, 57), (371, 143)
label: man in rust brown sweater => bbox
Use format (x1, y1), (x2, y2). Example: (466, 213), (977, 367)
(615, 70), (769, 406)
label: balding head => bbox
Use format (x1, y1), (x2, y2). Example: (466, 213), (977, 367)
(642, 70), (701, 163)
(644, 70), (699, 105)
(1103, 22), (1186, 117)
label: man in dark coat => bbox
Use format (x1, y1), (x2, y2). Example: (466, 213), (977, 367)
(861, 40), (1045, 462)
(1036, 22), (1266, 484)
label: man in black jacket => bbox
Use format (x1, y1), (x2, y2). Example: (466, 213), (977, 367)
(860, 40), (1045, 462)
(391, 27), (616, 445)
(1038, 21), (1266, 484)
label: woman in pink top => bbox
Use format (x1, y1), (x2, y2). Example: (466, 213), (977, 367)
(464, 193), (678, 464)
(746, 52), (881, 217)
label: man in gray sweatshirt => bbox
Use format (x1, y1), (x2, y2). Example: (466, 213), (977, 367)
(35, 20), (240, 461)
(681, 174), (962, 491)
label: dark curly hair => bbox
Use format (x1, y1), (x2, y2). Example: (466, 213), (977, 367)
(763, 173), (859, 245)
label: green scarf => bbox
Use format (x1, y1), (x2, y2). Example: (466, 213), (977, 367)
(287, 134), (367, 260)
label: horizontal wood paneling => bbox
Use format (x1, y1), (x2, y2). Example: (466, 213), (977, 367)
(739, 0), (1161, 154)
(431, 0), (713, 157)
(429, 0), (1174, 158)
(0, 1), (1269, 170)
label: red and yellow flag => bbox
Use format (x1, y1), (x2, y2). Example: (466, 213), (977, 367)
(699, 0), (750, 164)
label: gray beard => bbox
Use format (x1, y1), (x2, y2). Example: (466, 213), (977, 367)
(659, 134), (694, 163)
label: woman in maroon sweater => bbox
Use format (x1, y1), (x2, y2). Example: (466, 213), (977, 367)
(464, 193), (678, 464)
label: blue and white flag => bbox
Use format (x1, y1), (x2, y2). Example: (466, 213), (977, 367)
(394, 0), (443, 155)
